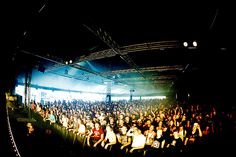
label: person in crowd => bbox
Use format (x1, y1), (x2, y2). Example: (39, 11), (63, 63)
(108, 116), (116, 130)
(26, 122), (34, 136)
(48, 110), (56, 125)
(101, 125), (117, 150)
(87, 122), (104, 148)
(178, 125), (188, 145)
(127, 127), (146, 154)
(31, 101), (36, 112)
(116, 126), (132, 153)
(124, 116), (132, 128)
(29, 98), (234, 156)
(76, 118), (86, 135)
(168, 130), (183, 154)
(186, 122), (202, 145)
(60, 114), (69, 129)
(144, 125), (156, 147)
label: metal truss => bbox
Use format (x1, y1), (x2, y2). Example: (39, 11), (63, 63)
(83, 24), (145, 78)
(117, 75), (176, 81)
(126, 80), (172, 85)
(45, 41), (181, 72)
(100, 65), (184, 76)
(78, 40), (180, 62)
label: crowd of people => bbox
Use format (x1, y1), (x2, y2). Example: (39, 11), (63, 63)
(30, 98), (235, 156)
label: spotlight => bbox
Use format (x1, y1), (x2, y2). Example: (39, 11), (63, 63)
(69, 60), (73, 64)
(193, 41), (197, 47)
(65, 61), (68, 65)
(183, 42), (188, 47)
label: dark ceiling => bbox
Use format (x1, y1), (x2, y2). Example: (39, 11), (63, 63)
(2, 1), (235, 100)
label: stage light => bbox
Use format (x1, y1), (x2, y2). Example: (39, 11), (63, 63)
(65, 61), (68, 65)
(183, 42), (188, 47)
(69, 60), (73, 64)
(193, 41), (197, 47)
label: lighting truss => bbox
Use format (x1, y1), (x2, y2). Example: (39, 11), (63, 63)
(83, 24), (145, 79)
(78, 40), (180, 62)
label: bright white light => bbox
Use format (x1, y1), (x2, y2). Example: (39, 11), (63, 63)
(132, 97), (140, 100)
(183, 42), (188, 47)
(69, 60), (73, 64)
(15, 85), (25, 103)
(65, 61), (68, 65)
(142, 96), (166, 100)
(193, 41), (197, 47)
(112, 97), (130, 101)
(15, 85), (104, 103)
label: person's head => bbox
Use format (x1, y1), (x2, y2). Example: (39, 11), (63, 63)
(182, 114), (186, 121)
(146, 120), (151, 125)
(162, 125), (168, 132)
(193, 122), (199, 130)
(95, 122), (100, 129)
(186, 120), (191, 127)
(173, 131), (179, 139)
(125, 116), (130, 122)
(119, 114), (124, 120)
(133, 127), (139, 135)
(131, 114), (136, 119)
(149, 125), (155, 131)
(169, 120), (174, 126)
(109, 117), (114, 123)
(156, 116), (160, 122)
(119, 119), (124, 126)
(173, 115), (176, 120)
(27, 123), (32, 128)
(179, 125), (184, 131)
(121, 126), (128, 135)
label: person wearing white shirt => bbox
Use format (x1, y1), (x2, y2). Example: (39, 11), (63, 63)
(127, 127), (146, 153)
(101, 125), (117, 150)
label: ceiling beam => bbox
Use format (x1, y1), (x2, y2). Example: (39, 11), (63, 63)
(126, 80), (172, 84)
(46, 65), (183, 81)
(83, 24), (146, 79)
(78, 40), (180, 62)
(45, 41), (181, 72)
(100, 65), (184, 76)
(117, 75), (176, 81)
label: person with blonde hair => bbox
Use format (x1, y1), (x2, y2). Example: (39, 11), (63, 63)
(101, 125), (116, 150)
(127, 127), (146, 154)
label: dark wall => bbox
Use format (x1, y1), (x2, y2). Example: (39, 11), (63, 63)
(174, 49), (235, 108)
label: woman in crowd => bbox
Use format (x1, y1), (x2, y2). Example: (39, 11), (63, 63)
(101, 125), (116, 150)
